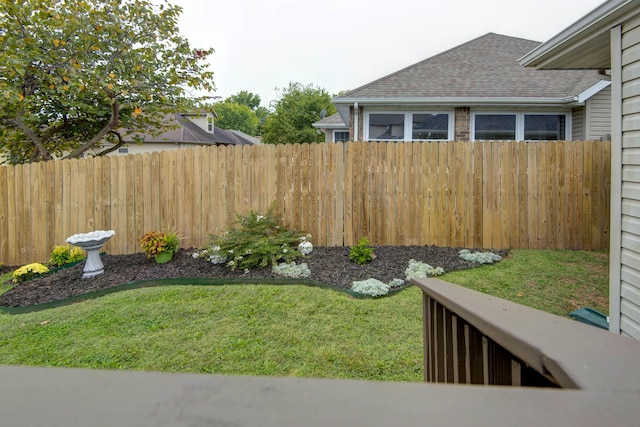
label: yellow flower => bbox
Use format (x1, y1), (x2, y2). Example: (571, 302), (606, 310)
(12, 263), (49, 283)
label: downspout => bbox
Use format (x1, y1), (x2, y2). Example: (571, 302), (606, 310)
(354, 102), (359, 141)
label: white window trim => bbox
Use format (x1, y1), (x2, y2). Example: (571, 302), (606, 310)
(364, 110), (454, 141)
(471, 111), (571, 141)
(333, 130), (349, 142)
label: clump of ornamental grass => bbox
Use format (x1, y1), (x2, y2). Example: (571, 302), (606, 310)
(207, 207), (309, 271)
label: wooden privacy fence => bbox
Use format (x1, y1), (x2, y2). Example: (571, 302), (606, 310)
(0, 140), (610, 265)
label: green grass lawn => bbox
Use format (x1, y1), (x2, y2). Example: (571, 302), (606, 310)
(0, 249), (609, 382)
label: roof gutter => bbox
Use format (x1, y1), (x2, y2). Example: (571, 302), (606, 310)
(519, 0), (635, 69)
(578, 79), (611, 103)
(332, 96), (583, 106)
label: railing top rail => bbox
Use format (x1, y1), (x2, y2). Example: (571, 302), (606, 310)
(2, 365), (640, 426)
(412, 277), (640, 391)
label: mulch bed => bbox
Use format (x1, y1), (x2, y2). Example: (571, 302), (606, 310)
(0, 246), (508, 308)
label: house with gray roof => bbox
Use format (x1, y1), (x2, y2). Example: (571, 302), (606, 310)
(100, 112), (258, 156)
(314, 33), (611, 142)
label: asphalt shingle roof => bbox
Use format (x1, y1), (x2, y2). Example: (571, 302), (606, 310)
(340, 33), (603, 100)
(132, 114), (255, 146)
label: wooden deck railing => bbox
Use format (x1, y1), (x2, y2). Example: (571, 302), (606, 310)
(412, 277), (640, 390)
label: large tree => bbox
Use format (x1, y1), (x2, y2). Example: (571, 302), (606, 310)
(214, 101), (260, 136)
(261, 82), (336, 144)
(0, 0), (215, 163)
(213, 91), (268, 136)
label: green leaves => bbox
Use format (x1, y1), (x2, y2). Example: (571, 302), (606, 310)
(0, 0), (216, 163)
(261, 82), (336, 144)
(214, 102), (260, 136)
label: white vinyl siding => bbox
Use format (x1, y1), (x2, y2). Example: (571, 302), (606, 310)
(617, 15), (640, 338)
(571, 107), (585, 140)
(586, 85), (612, 140)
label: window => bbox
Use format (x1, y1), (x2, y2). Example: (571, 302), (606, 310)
(366, 111), (452, 141)
(474, 114), (516, 140)
(333, 131), (349, 142)
(412, 113), (449, 140)
(118, 147), (129, 154)
(524, 114), (566, 140)
(207, 116), (213, 132)
(472, 112), (569, 141)
(369, 113), (405, 140)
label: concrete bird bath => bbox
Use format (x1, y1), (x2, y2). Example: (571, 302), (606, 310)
(66, 230), (115, 278)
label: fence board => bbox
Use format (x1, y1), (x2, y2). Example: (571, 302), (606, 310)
(0, 140), (611, 265)
(0, 166), (8, 262)
(471, 142), (482, 248)
(336, 143), (347, 246)
(544, 142), (556, 249)
(556, 142), (567, 250)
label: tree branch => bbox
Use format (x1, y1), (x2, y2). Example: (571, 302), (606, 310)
(94, 131), (126, 156)
(12, 111), (53, 161)
(63, 95), (120, 159)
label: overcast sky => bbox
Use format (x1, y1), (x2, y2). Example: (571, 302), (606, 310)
(171, 0), (606, 107)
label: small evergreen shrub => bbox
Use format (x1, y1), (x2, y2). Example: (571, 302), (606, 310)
(458, 249), (502, 264)
(405, 259), (445, 281)
(352, 278), (390, 297)
(12, 263), (49, 283)
(349, 237), (375, 265)
(272, 262), (312, 279)
(48, 244), (85, 267)
(208, 207), (308, 271)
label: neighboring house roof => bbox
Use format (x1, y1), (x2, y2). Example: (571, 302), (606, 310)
(334, 32), (606, 105)
(127, 113), (255, 146)
(228, 129), (262, 145)
(312, 113), (348, 129)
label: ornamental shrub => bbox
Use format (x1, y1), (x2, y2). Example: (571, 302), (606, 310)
(349, 237), (375, 265)
(12, 263), (49, 283)
(272, 262), (312, 279)
(458, 249), (502, 264)
(404, 259), (445, 281)
(352, 278), (390, 297)
(49, 244), (85, 267)
(139, 231), (180, 258)
(388, 278), (406, 288)
(208, 206), (309, 271)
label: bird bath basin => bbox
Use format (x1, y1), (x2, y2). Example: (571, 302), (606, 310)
(66, 230), (115, 278)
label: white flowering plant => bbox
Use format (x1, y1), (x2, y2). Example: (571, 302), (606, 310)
(207, 206), (309, 271)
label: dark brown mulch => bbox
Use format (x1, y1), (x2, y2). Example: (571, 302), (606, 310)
(0, 246), (508, 308)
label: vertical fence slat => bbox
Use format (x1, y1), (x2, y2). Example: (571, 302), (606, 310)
(556, 142), (567, 249)
(0, 166), (8, 262)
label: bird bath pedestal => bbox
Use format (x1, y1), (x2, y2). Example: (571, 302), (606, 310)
(66, 230), (115, 278)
